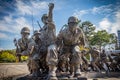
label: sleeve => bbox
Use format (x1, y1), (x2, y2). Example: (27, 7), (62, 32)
(47, 21), (55, 30)
(21, 39), (35, 56)
(18, 38), (25, 51)
(56, 32), (63, 48)
(79, 28), (86, 46)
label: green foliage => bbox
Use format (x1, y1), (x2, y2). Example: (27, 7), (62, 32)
(21, 56), (28, 61)
(78, 20), (117, 49)
(109, 33), (117, 44)
(90, 30), (110, 49)
(81, 21), (96, 38)
(0, 50), (16, 62)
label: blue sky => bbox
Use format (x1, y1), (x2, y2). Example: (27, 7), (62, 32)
(0, 0), (120, 50)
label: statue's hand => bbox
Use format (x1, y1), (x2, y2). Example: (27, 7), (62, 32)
(16, 53), (21, 56)
(49, 3), (54, 10)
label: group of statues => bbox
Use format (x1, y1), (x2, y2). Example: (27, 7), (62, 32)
(88, 48), (120, 73)
(13, 3), (120, 79)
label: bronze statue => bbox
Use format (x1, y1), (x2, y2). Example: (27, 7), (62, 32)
(57, 16), (86, 77)
(40, 3), (58, 78)
(17, 27), (40, 76)
(90, 47), (100, 72)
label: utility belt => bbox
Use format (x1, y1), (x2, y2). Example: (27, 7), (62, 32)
(63, 43), (79, 47)
(62, 43), (79, 54)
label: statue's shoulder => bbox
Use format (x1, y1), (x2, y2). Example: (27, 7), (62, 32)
(76, 27), (82, 33)
(59, 25), (68, 33)
(28, 38), (35, 43)
(60, 27), (68, 35)
(18, 38), (22, 43)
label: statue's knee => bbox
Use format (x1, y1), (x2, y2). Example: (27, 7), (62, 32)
(48, 44), (56, 51)
(72, 46), (81, 54)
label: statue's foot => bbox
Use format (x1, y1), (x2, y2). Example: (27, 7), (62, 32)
(74, 73), (81, 77)
(106, 70), (109, 74)
(28, 71), (41, 77)
(68, 74), (74, 78)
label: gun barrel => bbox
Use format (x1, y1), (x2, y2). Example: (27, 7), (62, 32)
(37, 21), (42, 29)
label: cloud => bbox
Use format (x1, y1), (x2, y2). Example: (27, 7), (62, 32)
(0, 16), (32, 34)
(16, 0), (48, 15)
(0, 0), (49, 35)
(91, 4), (113, 15)
(16, 0), (32, 15)
(72, 3), (120, 35)
(96, 10), (120, 35)
(0, 32), (8, 39)
(73, 4), (119, 18)
(111, 10), (120, 35)
(73, 9), (88, 18)
(96, 18), (111, 32)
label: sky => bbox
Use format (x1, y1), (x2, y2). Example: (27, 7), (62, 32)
(0, 0), (120, 50)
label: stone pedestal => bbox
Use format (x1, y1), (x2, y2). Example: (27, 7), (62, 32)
(49, 76), (58, 80)
(68, 77), (78, 80)
(77, 77), (87, 80)
(58, 77), (68, 80)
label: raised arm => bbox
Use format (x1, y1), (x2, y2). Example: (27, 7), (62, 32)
(48, 3), (54, 22)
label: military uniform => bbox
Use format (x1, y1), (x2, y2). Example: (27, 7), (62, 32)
(90, 48), (100, 72)
(57, 16), (85, 77)
(81, 50), (89, 71)
(40, 3), (58, 77)
(18, 27), (40, 76)
(100, 50), (109, 73)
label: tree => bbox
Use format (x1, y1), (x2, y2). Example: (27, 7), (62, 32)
(80, 21), (95, 38)
(79, 21), (96, 48)
(90, 30), (110, 50)
(109, 33), (118, 49)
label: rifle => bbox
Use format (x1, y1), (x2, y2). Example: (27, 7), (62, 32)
(37, 21), (42, 31)
(13, 38), (21, 62)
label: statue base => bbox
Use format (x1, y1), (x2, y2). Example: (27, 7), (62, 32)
(16, 75), (87, 80)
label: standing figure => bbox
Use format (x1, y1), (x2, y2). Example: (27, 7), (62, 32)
(17, 27), (40, 76)
(57, 16), (86, 77)
(90, 47), (100, 72)
(81, 50), (89, 71)
(100, 49), (109, 73)
(40, 3), (58, 78)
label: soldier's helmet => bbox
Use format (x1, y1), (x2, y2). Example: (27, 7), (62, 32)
(68, 16), (78, 23)
(41, 14), (48, 22)
(34, 30), (41, 35)
(93, 47), (97, 50)
(21, 27), (30, 34)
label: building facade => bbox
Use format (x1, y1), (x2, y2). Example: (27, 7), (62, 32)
(117, 30), (120, 48)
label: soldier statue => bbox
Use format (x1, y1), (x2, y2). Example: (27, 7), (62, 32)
(90, 47), (101, 72)
(40, 3), (58, 78)
(100, 49), (109, 73)
(81, 50), (89, 71)
(17, 27), (41, 77)
(57, 16), (86, 77)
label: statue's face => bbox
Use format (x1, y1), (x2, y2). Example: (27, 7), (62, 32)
(22, 33), (29, 39)
(68, 22), (78, 31)
(35, 34), (40, 39)
(42, 18), (47, 24)
(42, 16), (48, 24)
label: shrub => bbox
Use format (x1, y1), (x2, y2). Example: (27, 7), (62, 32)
(0, 51), (16, 62)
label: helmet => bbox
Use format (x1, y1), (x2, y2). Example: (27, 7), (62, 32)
(41, 14), (48, 22)
(34, 30), (40, 35)
(93, 47), (97, 50)
(68, 16), (78, 23)
(21, 27), (30, 34)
